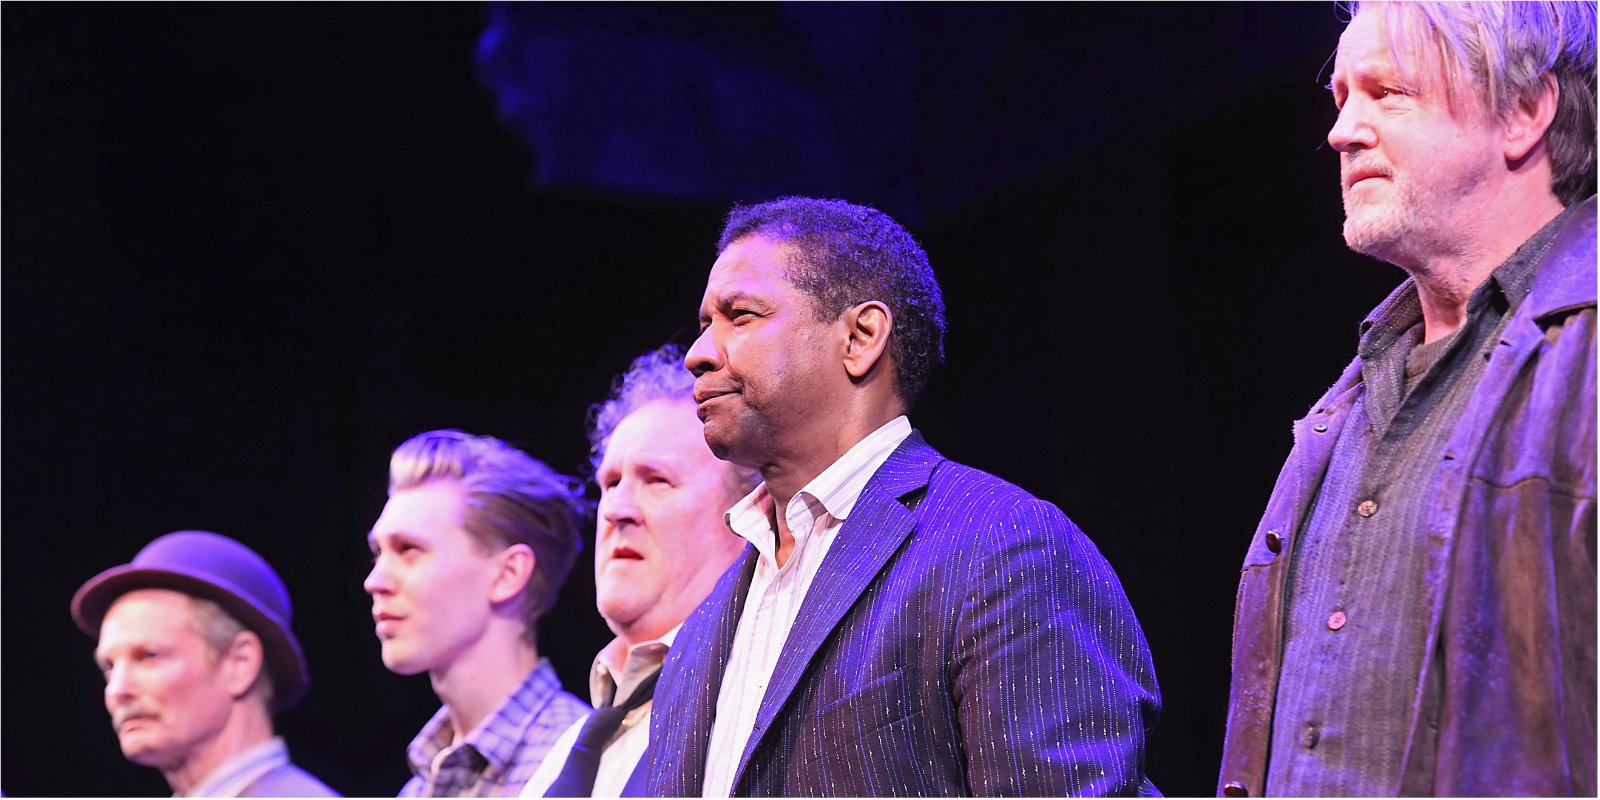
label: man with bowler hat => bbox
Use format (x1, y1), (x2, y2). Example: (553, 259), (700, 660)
(72, 530), (338, 797)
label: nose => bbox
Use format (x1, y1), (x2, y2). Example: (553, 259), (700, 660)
(599, 478), (641, 529)
(1327, 97), (1376, 153)
(363, 557), (392, 596)
(685, 326), (719, 378)
(104, 661), (134, 707)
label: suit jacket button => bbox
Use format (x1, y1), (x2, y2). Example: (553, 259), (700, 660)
(1265, 531), (1283, 553)
(1222, 781), (1249, 797)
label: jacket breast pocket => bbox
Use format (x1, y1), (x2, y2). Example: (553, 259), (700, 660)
(803, 667), (926, 763)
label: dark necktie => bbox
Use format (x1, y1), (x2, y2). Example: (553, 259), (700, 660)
(544, 668), (661, 797)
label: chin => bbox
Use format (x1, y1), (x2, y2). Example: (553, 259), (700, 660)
(380, 648), (428, 676)
(700, 425), (735, 461)
(704, 434), (764, 471)
(122, 739), (176, 769)
(597, 596), (646, 628)
(1343, 214), (1399, 257)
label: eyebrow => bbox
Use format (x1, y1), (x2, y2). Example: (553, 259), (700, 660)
(601, 458), (675, 482)
(1347, 55), (1407, 85)
(700, 290), (765, 324)
(715, 290), (768, 309)
(633, 458), (677, 476)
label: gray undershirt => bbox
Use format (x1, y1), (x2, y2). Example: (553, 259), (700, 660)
(1264, 205), (1574, 796)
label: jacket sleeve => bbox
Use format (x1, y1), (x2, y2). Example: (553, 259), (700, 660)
(953, 497), (1162, 797)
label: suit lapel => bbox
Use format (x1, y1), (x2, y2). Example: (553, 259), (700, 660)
(731, 433), (943, 791)
(673, 544), (759, 793)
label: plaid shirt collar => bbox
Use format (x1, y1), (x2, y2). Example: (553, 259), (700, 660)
(403, 658), (586, 797)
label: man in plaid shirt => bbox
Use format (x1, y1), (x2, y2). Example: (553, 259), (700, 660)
(365, 429), (590, 797)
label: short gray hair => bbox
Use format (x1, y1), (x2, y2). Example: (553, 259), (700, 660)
(1352, 1), (1598, 205)
(186, 595), (273, 708)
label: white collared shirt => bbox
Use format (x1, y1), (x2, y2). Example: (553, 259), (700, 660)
(700, 416), (913, 798)
(520, 627), (679, 798)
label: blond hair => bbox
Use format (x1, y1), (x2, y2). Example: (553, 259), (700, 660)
(389, 430), (586, 643)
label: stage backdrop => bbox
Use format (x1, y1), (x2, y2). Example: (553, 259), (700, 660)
(3, 4), (1398, 796)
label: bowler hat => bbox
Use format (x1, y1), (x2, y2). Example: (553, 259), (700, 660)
(71, 530), (310, 713)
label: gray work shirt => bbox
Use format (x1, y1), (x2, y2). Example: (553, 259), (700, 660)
(1264, 205), (1575, 796)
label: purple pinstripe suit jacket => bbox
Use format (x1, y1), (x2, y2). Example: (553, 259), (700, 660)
(645, 433), (1162, 797)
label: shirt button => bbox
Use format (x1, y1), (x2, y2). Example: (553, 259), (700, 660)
(1265, 531), (1283, 553)
(1313, 422), (1328, 433)
(1327, 610), (1348, 630)
(1222, 781), (1249, 797)
(1356, 499), (1378, 517)
(1302, 724), (1320, 748)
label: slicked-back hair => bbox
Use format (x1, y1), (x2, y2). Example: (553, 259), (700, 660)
(388, 429), (586, 643)
(717, 197), (947, 407)
(587, 344), (761, 499)
(1352, 0), (1597, 205)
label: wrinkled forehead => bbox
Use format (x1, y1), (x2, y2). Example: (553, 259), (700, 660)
(703, 236), (830, 327)
(598, 399), (707, 469)
(1339, 6), (1460, 99)
(96, 589), (197, 650)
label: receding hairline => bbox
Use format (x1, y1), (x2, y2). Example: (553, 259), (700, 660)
(94, 588), (243, 657)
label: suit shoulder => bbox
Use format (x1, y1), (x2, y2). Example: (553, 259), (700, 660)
(906, 458), (1087, 550)
(922, 458), (1052, 512)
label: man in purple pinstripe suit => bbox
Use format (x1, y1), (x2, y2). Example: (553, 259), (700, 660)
(645, 196), (1162, 797)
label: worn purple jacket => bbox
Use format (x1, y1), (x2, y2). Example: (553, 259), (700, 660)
(1219, 197), (1597, 797)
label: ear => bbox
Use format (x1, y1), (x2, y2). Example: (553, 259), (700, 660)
(220, 630), (265, 700)
(488, 543), (537, 605)
(1504, 73), (1559, 163)
(841, 301), (893, 381)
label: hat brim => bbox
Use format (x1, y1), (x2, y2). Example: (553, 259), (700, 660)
(71, 564), (309, 713)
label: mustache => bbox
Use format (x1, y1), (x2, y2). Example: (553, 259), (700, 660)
(1343, 154), (1394, 182)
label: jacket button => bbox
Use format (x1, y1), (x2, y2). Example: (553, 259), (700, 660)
(1327, 610), (1348, 630)
(1313, 422), (1328, 433)
(1356, 499), (1378, 517)
(1223, 781), (1249, 797)
(1265, 531), (1283, 553)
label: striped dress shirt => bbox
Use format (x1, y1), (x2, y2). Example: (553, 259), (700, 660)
(700, 416), (912, 797)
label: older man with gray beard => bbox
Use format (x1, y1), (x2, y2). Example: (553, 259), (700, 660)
(1220, 2), (1597, 796)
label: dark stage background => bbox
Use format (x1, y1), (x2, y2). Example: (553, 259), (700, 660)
(3, 4), (1403, 797)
